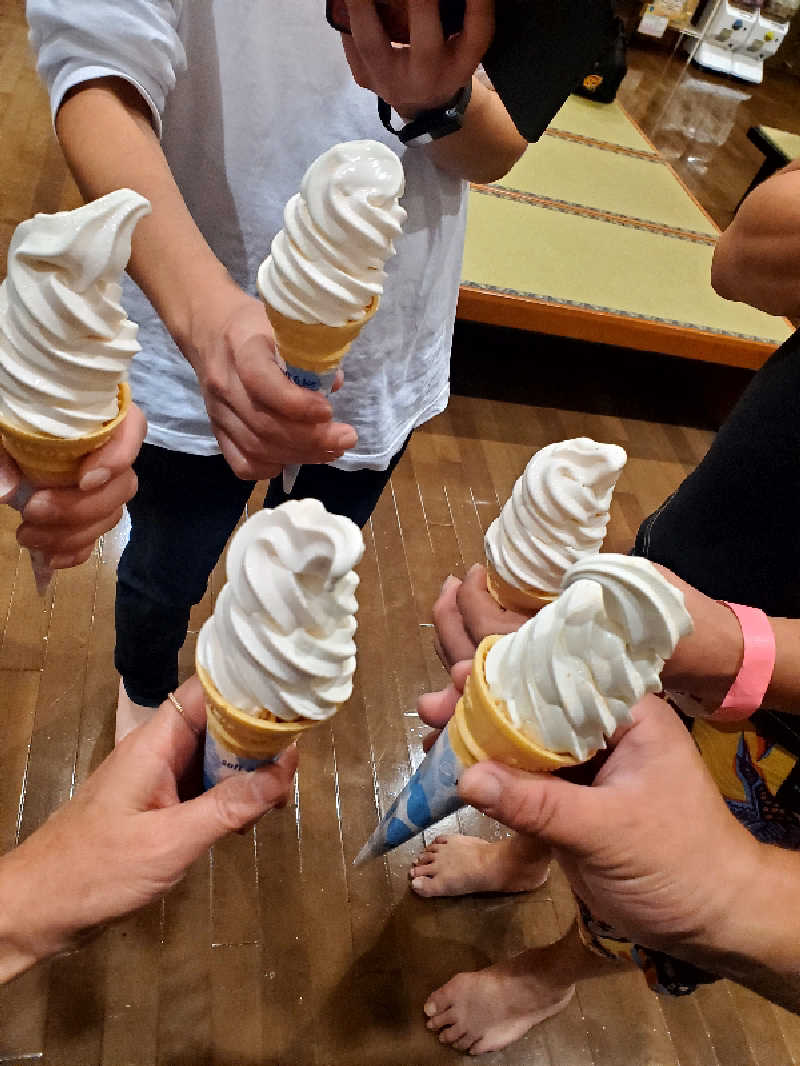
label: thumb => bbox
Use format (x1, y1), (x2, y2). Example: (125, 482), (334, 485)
(166, 745), (299, 866)
(458, 760), (617, 858)
(237, 336), (334, 423)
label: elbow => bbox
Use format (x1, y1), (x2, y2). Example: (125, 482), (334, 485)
(469, 139), (527, 185)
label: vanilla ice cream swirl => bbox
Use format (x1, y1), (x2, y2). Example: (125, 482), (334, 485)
(197, 500), (365, 721)
(0, 189), (150, 438)
(485, 438), (627, 597)
(258, 139), (406, 325)
(485, 554), (692, 760)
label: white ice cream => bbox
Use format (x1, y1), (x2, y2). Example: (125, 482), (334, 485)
(257, 139), (406, 326)
(0, 189), (150, 438)
(196, 499), (365, 720)
(484, 438), (627, 599)
(485, 554), (692, 760)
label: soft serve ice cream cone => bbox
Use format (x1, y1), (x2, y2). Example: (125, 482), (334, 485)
(485, 438), (627, 613)
(196, 498), (364, 788)
(355, 553), (692, 862)
(257, 139), (406, 490)
(0, 189), (150, 589)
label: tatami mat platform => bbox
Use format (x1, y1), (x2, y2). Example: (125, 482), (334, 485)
(459, 96), (793, 369)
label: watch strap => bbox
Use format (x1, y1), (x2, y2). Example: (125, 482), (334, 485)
(710, 602), (776, 722)
(378, 83), (472, 144)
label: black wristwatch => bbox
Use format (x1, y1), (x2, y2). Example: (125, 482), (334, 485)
(378, 83), (472, 145)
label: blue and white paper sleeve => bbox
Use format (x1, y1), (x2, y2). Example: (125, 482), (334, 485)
(202, 729), (274, 791)
(354, 725), (469, 864)
(280, 362), (338, 492)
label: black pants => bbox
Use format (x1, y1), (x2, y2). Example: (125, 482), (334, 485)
(115, 440), (409, 706)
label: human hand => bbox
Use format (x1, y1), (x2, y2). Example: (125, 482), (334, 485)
(458, 694), (759, 953)
(187, 290), (357, 480)
(341, 0), (494, 117)
(432, 563), (529, 670)
(0, 676), (298, 981)
(0, 402), (146, 569)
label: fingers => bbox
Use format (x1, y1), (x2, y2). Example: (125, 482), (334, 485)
(76, 402), (146, 491)
(458, 760), (615, 859)
(418, 683), (460, 730)
(168, 744), (299, 864)
(236, 336), (333, 424)
(457, 564), (530, 643)
(432, 575), (474, 668)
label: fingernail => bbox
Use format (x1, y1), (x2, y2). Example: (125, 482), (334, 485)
(460, 766), (501, 809)
(440, 574), (456, 594)
(423, 1001), (437, 1017)
(79, 467), (111, 491)
(336, 431), (357, 449)
(467, 562), (482, 575)
(0, 466), (17, 499)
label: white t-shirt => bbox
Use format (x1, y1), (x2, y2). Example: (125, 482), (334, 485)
(28, 0), (467, 470)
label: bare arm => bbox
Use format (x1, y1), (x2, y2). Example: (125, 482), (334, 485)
(711, 161), (800, 319)
(54, 79), (356, 479)
(342, 0), (526, 184)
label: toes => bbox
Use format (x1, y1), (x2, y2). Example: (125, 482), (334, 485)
(453, 1032), (479, 1052)
(414, 850), (437, 865)
(411, 875), (439, 897)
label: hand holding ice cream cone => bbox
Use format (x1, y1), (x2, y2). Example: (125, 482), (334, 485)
(355, 554), (692, 862)
(0, 189), (151, 591)
(257, 138), (406, 490)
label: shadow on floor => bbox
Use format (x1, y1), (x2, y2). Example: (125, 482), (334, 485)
(451, 319), (755, 431)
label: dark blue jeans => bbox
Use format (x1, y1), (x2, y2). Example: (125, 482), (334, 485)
(115, 439), (409, 706)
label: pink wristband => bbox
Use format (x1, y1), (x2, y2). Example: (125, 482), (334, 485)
(710, 602), (776, 722)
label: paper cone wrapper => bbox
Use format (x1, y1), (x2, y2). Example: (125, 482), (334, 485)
(263, 296), (380, 375)
(0, 382), (131, 488)
(354, 636), (581, 863)
(198, 663), (325, 789)
(485, 559), (557, 615)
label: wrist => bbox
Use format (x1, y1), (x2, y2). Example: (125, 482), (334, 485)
(0, 851), (57, 982)
(677, 839), (799, 985)
(662, 595), (744, 708)
(174, 270), (254, 369)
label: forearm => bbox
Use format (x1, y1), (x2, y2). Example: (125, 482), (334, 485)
(425, 75), (526, 183)
(711, 168), (800, 318)
(0, 847), (69, 983)
(55, 78), (240, 356)
(671, 842), (800, 1012)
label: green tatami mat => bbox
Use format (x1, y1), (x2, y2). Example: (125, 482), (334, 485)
(462, 191), (793, 347)
(496, 136), (717, 236)
(757, 124), (800, 161)
(547, 96), (656, 152)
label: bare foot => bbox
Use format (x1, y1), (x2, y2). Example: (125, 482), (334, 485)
(423, 947), (575, 1055)
(115, 678), (158, 745)
(410, 835), (550, 898)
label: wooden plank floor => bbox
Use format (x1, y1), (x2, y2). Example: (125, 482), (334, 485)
(3, 1), (800, 1062)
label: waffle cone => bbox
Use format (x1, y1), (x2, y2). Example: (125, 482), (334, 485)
(197, 663), (323, 760)
(0, 383), (131, 487)
(485, 560), (557, 615)
(263, 296), (380, 374)
(449, 636), (581, 773)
